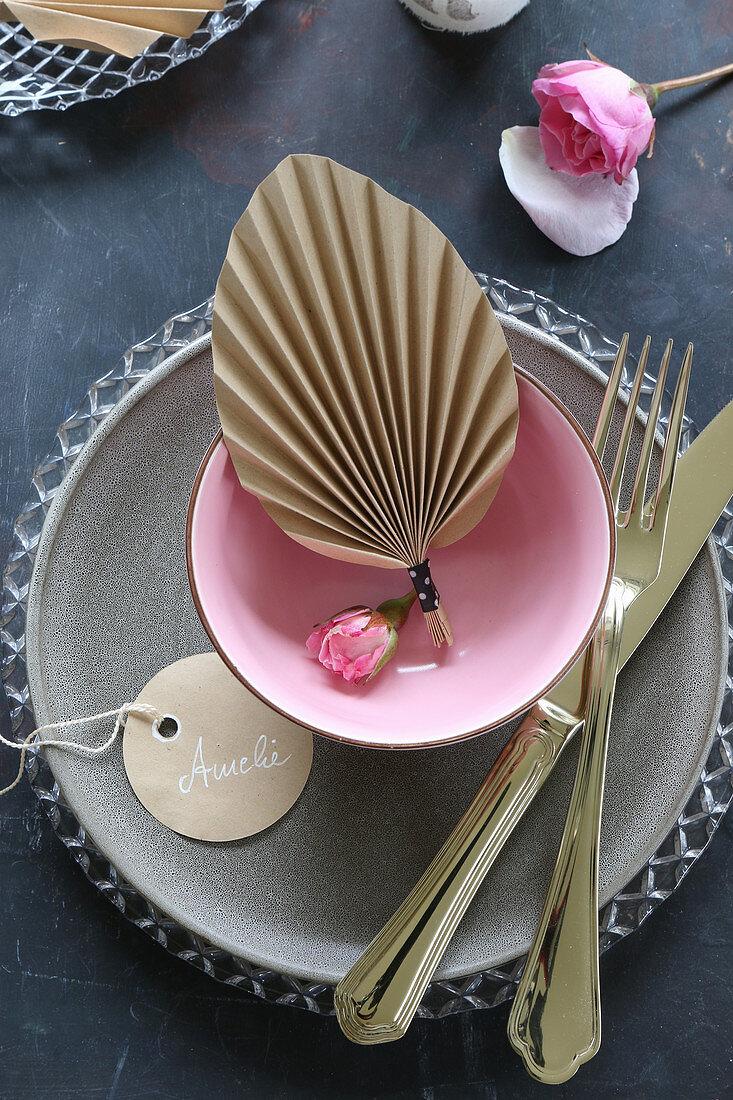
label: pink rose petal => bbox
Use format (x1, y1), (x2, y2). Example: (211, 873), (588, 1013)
(499, 126), (639, 256)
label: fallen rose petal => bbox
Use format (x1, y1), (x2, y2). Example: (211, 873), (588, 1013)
(499, 126), (639, 256)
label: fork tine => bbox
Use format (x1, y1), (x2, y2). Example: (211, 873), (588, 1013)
(593, 333), (628, 460)
(608, 336), (651, 510)
(628, 339), (674, 521)
(645, 343), (693, 529)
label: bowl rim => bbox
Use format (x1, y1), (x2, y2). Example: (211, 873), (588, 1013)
(186, 365), (616, 749)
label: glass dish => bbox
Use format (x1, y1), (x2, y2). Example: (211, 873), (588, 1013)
(0, 0), (263, 116)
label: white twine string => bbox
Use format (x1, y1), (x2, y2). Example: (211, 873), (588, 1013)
(0, 703), (163, 798)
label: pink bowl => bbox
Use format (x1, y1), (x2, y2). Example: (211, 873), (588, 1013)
(187, 369), (614, 749)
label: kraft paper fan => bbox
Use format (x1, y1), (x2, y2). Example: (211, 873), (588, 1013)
(212, 155), (519, 647)
(0, 0), (223, 56)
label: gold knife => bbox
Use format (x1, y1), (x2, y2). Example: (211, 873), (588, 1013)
(335, 398), (733, 1045)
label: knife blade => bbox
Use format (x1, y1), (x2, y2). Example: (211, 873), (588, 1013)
(335, 398), (733, 1045)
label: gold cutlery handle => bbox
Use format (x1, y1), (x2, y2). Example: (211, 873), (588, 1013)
(508, 585), (626, 1084)
(334, 707), (574, 1044)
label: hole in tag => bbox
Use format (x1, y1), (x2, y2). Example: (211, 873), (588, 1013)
(153, 714), (180, 742)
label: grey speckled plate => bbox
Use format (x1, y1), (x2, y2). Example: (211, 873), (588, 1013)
(5, 282), (732, 1016)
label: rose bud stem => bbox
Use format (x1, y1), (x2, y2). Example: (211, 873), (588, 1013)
(376, 590), (417, 632)
(650, 60), (733, 96)
(583, 44), (733, 104)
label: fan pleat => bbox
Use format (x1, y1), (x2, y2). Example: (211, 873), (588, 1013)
(216, 332), (408, 564)
(253, 171), (414, 563)
(414, 235), (459, 555)
(431, 416), (518, 549)
(293, 159), (416, 557)
(351, 176), (421, 563)
(423, 307), (516, 542)
(431, 348), (518, 543)
(419, 258), (475, 553)
(218, 387), (408, 567)
(263, 502), (404, 569)
(216, 215), (413, 563)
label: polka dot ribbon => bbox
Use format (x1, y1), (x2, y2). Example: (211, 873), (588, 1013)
(408, 560), (440, 613)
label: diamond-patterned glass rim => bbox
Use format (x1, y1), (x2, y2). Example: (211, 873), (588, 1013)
(2, 278), (731, 1017)
(0, 0), (264, 116)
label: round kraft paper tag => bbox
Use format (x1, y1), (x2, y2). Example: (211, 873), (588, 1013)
(123, 653), (313, 842)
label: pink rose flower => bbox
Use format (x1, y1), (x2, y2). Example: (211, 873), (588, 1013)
(501, 51), (733, 256)
(532, 60), (655, 184)
(306, 606), (395, 685)
(306, 592), (416, 686)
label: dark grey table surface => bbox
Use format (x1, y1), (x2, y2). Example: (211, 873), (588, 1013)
(1, 1), (731, 1097)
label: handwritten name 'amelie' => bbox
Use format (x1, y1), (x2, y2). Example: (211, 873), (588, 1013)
(179, 734), (292, 795)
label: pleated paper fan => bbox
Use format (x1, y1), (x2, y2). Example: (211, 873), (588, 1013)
(0, 0), (223, 56)
(212, 155), (519, 646)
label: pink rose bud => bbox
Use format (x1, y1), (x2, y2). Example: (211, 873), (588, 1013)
(306, 593), (416, 686)
(532, 60), (655, 184)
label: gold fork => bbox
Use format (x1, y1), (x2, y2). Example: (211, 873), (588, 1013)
(508, 337), (693, 1083)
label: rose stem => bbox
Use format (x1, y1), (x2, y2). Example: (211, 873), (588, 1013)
(583, 45), (733, 95)
(651, 61), (733, 94)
